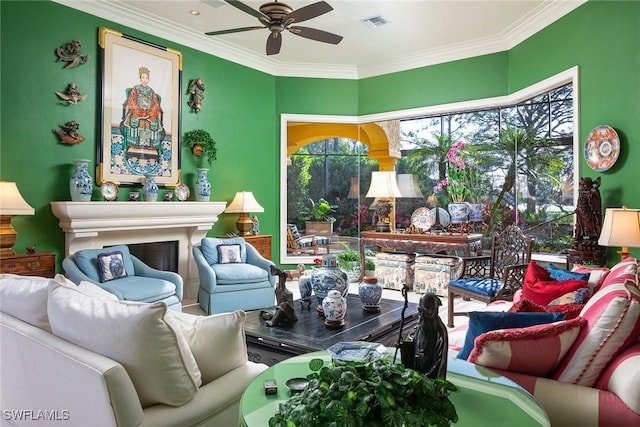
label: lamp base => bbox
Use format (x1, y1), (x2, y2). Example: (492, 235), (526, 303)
(236, 213), (254, 236)
(375, 221), (391, 233)
(0, 215), (18, 258)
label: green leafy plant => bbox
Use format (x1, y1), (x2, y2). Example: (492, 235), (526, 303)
(335, 241), (360, 272)
(302, 197), (336, 222)
(183, 129), (217, 164)
(365, 257), (376, 271)
(269, 358), (459, 427)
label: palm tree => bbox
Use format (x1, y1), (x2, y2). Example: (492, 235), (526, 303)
(403, 133), (453, 203)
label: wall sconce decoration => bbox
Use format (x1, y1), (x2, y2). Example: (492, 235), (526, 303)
(366, 171), (401, 232)
(55, 40), (90, 68)
(225, 191), (265, 236)
(187, 77), (206, 113)
(598, 206), (640, 261)
(53, 120), (84, 145)
(0, 181), (35, 258)
(55, 82), (87, 105)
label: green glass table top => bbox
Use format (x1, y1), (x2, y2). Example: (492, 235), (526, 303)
(240, 351), (550, 427)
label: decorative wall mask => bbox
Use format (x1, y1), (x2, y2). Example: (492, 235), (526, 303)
(187, 77), (206, 113)
(55, 82), (87, 105)
(55, 40), (90, 68)
(53, 120), (85, 145)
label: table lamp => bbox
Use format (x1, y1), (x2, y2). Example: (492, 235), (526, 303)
(366, 171), (401, 232)
(396, 174), (424, 198)
(0, 181), (35, 257)
(598, 206), (640, 261)
(225, 191), (264, 236)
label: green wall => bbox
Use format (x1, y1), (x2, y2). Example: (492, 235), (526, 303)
(2, 0), (638, 270)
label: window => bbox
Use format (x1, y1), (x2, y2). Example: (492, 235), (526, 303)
(281, 68), (578, 263)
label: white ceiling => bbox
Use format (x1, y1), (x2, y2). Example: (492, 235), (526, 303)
(56, 0), (586, 79)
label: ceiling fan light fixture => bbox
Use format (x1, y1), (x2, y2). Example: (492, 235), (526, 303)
(361, 15), (391, 28)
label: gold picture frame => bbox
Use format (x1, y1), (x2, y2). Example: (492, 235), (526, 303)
(98, 27), (182, 186)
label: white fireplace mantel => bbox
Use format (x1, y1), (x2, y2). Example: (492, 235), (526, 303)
(50, 201), (227, 299)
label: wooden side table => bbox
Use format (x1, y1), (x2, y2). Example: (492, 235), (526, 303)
(220, 235), (272, 260)
(244, 235), (272, 260)
(0, 252), (56, 278)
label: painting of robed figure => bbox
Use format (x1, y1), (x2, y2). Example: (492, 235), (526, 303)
(98, 27), (182, 186)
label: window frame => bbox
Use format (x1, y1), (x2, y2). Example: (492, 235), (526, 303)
(280, 67), (579, 264)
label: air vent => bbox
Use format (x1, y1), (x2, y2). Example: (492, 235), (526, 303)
(201, 0), (226, 8)
(361, 15), (391, 28)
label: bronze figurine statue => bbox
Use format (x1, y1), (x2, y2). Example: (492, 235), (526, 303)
(53, 120), (84, 145)
(271, 265), (294, 308)
(187, 77), (206, 113)
(55, 82), (87, 105)
(569, 176), (606, 266)
(55, 40), (89, 69)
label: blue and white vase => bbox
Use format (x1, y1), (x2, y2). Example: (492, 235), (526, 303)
(298, 272), (313, 306)
(322, 290), (347, 328)
(448, 203), (469, 223)
(345, 261), (362, 283)
(311, 254), (348, 313)
(69, 159), (93, 202)
(467, 203), (485, 222)
(142, 174), (158, 202)
(358, 277), (383, 312)
(195, 168), (211, 202)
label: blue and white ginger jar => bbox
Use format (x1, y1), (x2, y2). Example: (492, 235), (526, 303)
(358, 277), (383, 312)
(322, 290), (347, 327)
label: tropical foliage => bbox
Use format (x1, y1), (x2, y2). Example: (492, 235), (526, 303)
(268, 358), (459, 427)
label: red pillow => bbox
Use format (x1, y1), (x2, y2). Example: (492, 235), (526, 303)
(524, 260), (551, 289)
(510, 299), (584, 320)
(522, 278), (589, 306)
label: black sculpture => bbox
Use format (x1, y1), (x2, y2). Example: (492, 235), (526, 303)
(400, 293), (448, 380)
(263, 265), (297, 327)
(569, 176), (606, 266)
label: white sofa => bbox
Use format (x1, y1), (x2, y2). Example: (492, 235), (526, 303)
(0, 274), (268, 427)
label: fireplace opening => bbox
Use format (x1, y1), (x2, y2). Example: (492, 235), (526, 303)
(125, 241), (179, 273)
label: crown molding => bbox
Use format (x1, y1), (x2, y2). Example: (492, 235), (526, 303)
(53, 0), (586, 80)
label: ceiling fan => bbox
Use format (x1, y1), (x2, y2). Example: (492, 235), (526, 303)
(205, 0), (343, 56)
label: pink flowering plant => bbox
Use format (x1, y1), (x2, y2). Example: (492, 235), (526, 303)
(434, 140), (469, 203)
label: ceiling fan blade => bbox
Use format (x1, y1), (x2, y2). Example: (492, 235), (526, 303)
(205, 26), (264, 36)
(224, 0), (267, 20)
(266, 32), (282, 55)
(285, 1), (333, 24)
(289, 26), (343, 44)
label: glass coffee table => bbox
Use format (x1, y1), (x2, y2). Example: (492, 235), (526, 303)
(240, 350), (550, 427)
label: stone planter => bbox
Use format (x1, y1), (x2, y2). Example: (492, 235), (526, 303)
(305, 221), (333, 236)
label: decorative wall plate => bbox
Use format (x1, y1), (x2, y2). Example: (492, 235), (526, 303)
(411, 207), (433, 231)
(101, 181), (119, 201)
(584, 125), (620, 172)
(175, 183), (190, 201)
(430, 207), (451, 228)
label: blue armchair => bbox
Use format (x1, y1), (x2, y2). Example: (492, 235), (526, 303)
(62, 245), (183, 311)
(193, 237), (276, 314)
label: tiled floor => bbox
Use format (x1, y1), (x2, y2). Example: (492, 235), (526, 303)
(182, 279), (486, 331)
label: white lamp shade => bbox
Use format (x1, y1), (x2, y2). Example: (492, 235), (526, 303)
(365, 171), (402, 198)
(598, 207), (640, 248)
(224, 191), (264, 213)
(0, 181), (34, 215)
(396, 174), (424, 198)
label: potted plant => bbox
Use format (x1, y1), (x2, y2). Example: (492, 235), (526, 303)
(183, 129), (217, 164)
(302, 198), (336, 235)
(269, 358), (459, 426)
(335, 242), (361, 283)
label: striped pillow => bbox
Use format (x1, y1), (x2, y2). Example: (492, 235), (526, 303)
(571, 263), (611, 292)
(598, 257), (637, 290)
(553, 278), (640, 387)
(595, 341), (640, 415)
(468, 317), (585, 377)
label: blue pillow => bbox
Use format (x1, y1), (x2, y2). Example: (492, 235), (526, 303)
(97, 250), (128, 282)
(457, 311), (566, 360)
(546, 264), (590, 281)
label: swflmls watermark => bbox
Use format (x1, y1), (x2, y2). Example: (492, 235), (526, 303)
(2, 409), (70, 421)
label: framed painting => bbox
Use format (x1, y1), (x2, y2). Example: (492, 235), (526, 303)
(98, 27), (182, 186)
